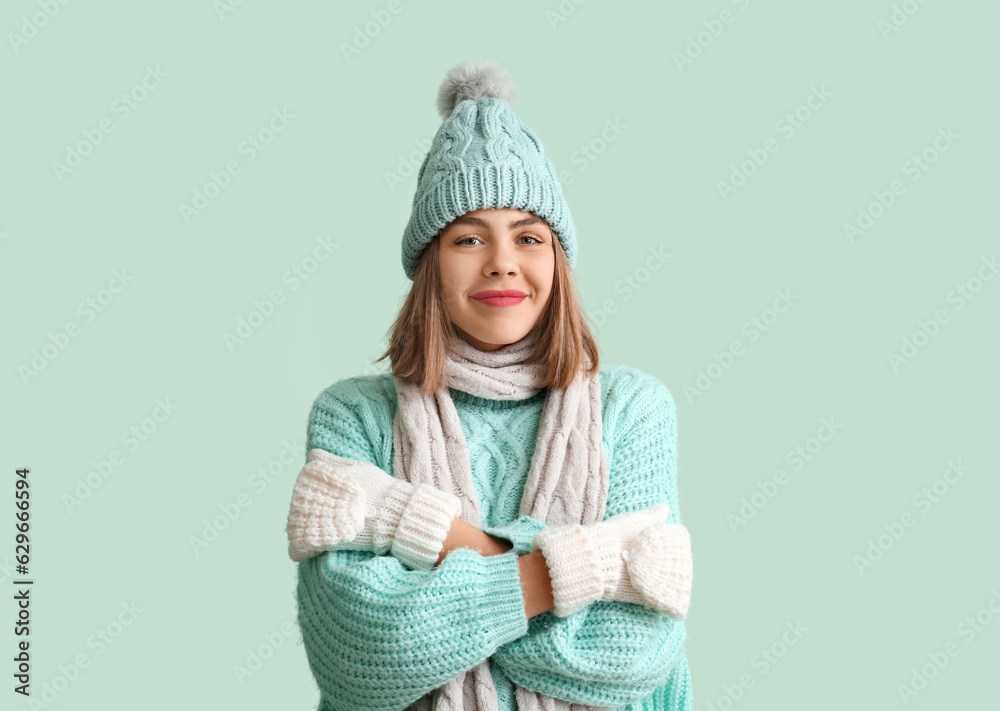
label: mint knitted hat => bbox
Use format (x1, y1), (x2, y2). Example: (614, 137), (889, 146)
(400, 59), (578, 280)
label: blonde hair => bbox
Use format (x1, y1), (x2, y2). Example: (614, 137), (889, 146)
(375, 225), (600, 393)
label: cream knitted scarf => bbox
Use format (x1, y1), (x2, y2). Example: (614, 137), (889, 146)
(394, 329), (610, 711)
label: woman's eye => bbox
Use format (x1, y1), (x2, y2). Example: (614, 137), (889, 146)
(455, 234), (542, 246)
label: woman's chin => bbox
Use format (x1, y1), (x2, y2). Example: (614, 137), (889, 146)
(456, 325), (530, 351)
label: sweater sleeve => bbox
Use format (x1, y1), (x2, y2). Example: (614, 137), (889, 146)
(489, 369), (693, 709)
(295, 378), (531, 711)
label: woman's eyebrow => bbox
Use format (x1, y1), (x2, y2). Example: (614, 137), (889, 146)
(449, 215), (545, 230)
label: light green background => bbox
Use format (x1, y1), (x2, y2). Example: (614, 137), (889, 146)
(2, 0), (998, 709)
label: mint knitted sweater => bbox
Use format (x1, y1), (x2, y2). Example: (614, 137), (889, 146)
(295, 363), (693, 711)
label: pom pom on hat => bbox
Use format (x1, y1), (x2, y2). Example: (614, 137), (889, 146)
(436, 58), (517, 120)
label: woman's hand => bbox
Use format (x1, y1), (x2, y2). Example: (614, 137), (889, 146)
(286, 448), (462, 570)
(530, 504), (693, 620)
(617, 521), (693, 620)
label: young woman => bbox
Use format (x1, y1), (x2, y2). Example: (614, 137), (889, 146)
(285, 59), (694, 711)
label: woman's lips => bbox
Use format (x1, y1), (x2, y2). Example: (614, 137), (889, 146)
(474, 296), (526, 307)
(471, 290), (527, 307)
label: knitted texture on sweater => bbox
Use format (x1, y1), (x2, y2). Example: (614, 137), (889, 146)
(296, 363), (693, 711)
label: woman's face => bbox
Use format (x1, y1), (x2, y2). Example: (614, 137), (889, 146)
(437, 207), (556, 352)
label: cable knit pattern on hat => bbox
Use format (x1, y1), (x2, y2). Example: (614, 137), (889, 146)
(295, 364), (693, 711)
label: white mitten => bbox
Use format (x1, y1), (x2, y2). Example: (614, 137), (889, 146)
(285, 448), (462, 570)
(626, 523), (693, 620)
(531, 503), (689, 618)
